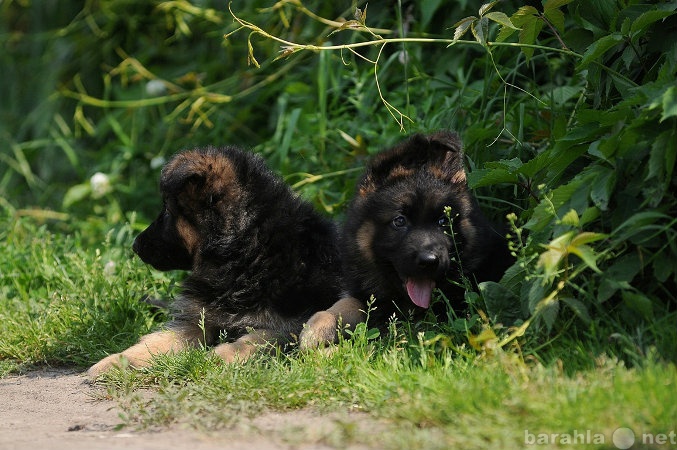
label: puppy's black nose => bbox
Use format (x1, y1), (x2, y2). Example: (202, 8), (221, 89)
(416, 251), (439, 269)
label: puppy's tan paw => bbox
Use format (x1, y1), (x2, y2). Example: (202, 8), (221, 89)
(212, 341), (257, 364)
(299, 311), (340, 349)
(87, 353), (128, 378)
(87, 343), (160, 378)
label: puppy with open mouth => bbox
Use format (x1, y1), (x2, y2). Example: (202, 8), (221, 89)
(300, 131), (513, 348)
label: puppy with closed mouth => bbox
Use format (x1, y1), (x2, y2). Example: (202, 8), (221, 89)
(89, 146), (343, 376)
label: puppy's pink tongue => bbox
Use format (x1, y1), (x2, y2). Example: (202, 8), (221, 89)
(406, 279), (435, 309)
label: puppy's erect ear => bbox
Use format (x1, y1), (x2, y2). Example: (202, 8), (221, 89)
(359, 131), (466, 196)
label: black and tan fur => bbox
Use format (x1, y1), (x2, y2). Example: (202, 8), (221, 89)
(300, 131), (513, 347)
(89, 146), (343, 376)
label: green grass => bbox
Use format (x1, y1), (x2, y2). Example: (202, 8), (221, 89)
(2, 1), (677, 448)
(95, 346), (676, 449)
(1, 212), (675, 449)
(0, 211), (174, 369)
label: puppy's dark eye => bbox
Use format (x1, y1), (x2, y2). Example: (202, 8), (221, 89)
(391, 215), (407, 228)
(438, 215), (447, 227)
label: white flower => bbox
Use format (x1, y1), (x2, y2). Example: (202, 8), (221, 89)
(145, 79), (167, 97)
(150, 155), (166, 170)
(90, 172), (111, 198)
(103, 261), (116, 277)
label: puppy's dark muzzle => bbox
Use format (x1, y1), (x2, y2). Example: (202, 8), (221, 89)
(416, 251), (440, 270)
(132, 223), (193, 272)
(132, 236), (142, 255)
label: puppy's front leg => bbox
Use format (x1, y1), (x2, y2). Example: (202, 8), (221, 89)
(87, 324), (204, 377)
(299, 297), (367, 349)
(212, 329), (284, 363)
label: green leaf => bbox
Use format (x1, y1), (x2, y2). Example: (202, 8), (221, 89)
(499, 258), (532, 296)
(589, 166), (616, 211)
(621, 16), (632, 35)
(660, 86), (677, 122)
(587, 140), (614, 162)
(560, 209), (579, 227)
(546, 144), (589, 183)
(652, 251), (676, 284)
(577, 33), (624, 70)
(517, 151), (552, 178)
(63, 183), (91, 208)
(479, 1), (499, 16)
(525, 178), (587, 232)
(664, 131), (676, 179)
(622, 291), (654, 320)
(511, 5), (539, 26)
(551, 86), (583, 106)
(471, 16), (489, 46)
(543, 0), (574, 12)
(495, 26), (516, 43)
(613, 211), (671, 241)
(598, 278), (632, 303)
(452, 16), (476, 42)
(498, 6), (535, 42)
(630, 10), (676, 44)
(540, 298), (560, 331)
(366, 327), (380, 340)
(466, 168), (520, 188)
(518, 15), (541, 60)
(558, 122), (603, 142)
(543, 7), (565, 32)
(485, 157), (524, 172)
(598, 255), (642, 302)
(569, 231), (607, 247)
(479, 281), (522, 325)
(647, 129), (676, 181)
(538, 231), (575, 278)
(526, 278), (548, 314)
(579, 206), (600, 226)
(560, 297), (591, 324)
(610, 72), (636, 99)
(484, 12), (519, 30)
(567, 244), (602, 273)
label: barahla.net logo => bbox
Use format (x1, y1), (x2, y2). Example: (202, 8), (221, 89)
(525, 427), (677, 448)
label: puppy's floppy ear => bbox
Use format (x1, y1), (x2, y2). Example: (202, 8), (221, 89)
(426, 130), (466, 182)
(161, 164), (206, 196)
(159, 152), (209, 210)
(427, 130), (463, 157)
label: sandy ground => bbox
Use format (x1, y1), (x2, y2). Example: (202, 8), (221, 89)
(0, 368), (375, 450)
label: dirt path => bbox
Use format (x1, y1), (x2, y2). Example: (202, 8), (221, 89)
(0, 368), (374, 450)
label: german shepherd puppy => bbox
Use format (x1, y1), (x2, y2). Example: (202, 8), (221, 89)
(89, 146), (343, 376)
(300, 131), (513, 347)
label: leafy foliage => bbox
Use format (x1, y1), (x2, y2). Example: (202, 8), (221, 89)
(1, 0), (676, 366)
